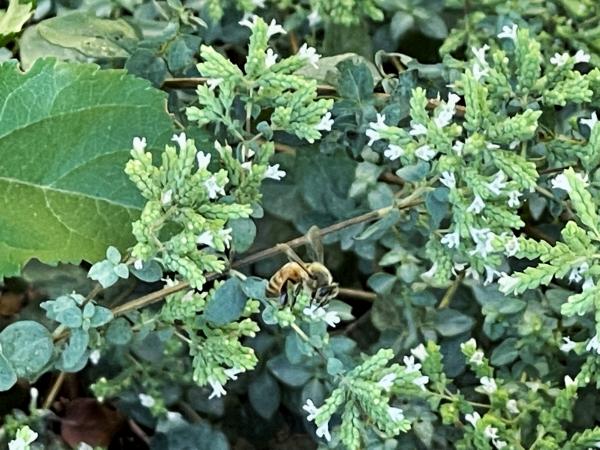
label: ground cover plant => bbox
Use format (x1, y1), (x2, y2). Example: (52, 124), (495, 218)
(2, 0), (600, 449)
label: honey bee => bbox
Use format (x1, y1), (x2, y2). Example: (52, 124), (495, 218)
(268, 227), (339, 306)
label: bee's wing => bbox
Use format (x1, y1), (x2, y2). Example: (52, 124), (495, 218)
(276, 243), (311, 274)
(306, 226), (324, 264)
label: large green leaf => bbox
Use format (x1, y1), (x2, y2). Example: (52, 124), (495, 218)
(0, 0), (33, 46)
(0, 58), (173, 277)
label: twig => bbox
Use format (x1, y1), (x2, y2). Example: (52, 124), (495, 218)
(437, 272), (464, 309)
(42, 372), (66, 409)
(160, 77), (466, 116)
(337, 288), (377, 302)
(128, 419), (151, 445)
(112, 205), (395, 316)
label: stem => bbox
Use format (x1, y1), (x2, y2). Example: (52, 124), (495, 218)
(42, 372), (66, 409)
(337, 288), (376, 302)
(437, 272), (464, 309)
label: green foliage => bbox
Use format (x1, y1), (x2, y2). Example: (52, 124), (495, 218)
(7, 1), (600, 450)
(0, 58), (173, 278)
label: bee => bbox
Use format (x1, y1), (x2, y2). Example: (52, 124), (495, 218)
(267, 227), (339, 306)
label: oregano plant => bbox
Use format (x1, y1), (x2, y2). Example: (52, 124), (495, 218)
(4, 2), (600, 450)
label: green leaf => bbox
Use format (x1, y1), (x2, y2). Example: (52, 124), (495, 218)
(89, 306), (113, 328)
(336, 60), (375, 104)
(229, 218), (256, 253)
(106, 317), (133, 345)
(37, 12), (139, 59)
(0, 0), (33, 46)
(203, 278), (247, 326)
(0, 351), (17, 391)
(130, 259), (163, 282)
(267, 354), (312, 387)
(0, 320), (53, 379)
(248, 371), (281, 419)
(490, 338), (520, 366)
(434, 309), (475, 337)
(0, 58), (173, 277)
(59, 328), (89, 372)
(416, 13), (448, 40)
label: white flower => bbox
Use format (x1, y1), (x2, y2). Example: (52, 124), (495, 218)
(89, 349), (101, 365)
(134, 259), (144, 270)
(550, 52), (570, 67)
(410, 122), (428, 136)
(441, 230), (460, 249)
(412, 375), (429, 390)
(239, 14), (259, 29)
(139, 393), (156, 408)
(467, 195), (485, 214)
(440, 171), (456, 189)
(564, 375), (576, 387)
(461, 338), (477, 351)
(422, 262), (438, 279)
(299, 43), (321, 68)
(498, 273), (520, 294)
(480, 376), (497, 394)
(208, 377), (227, 399)
(509, 139), (520, 149)
(452, 140), (464, 155)
(465, 412), (481, 427)
(224, 367), (244, 381)
(470, 228), (495, 258)
(133, 136), (147, 152)
(569, 262), (589, 284)
(473, 63), (489, 81)
(470, 350), (484, 366)
(252, 0), (265, 7)
(484, 265), (501, 286)
(266, 18), (287, 38)
(486, 142), (500, 150)
(161, 189), (173, 206)
(316, 112), (334, 131)
(316, 420), (331, 442)
(303, 399), (319, 421)
(484, 426), (499, 440)
(560, 336), (577, 353)
(574, 49), (591, 64)
(265, 48), (278, 67)
(452, 262), (467, 276)
(506, 399), (519, 414)
(265, 164), (286, 180)
(171, 132), (187, 150)
(197, 230), (214, 247)
(581, 111), (599, 131)
(586, 334), (600, 354)
(472, 45), (490, 67)
(8, 427), (38, 450)
(378, 373), (397, 391)
(218, 227), (233, 248)
(204, 176), (225, 199)
(384, 144), (404, 160)
(307, 9), (321, 26)
(323, 310), (341, 327)
(415, 144), (437, 161)
(583, 277), (595, 291)
(78, 444), (93, 450)
(487, 171), (507, 196)
(388, 406), (405, 422)
(167, 411), (183, 422)
(366, 113), (387, 146)
(403, 355), (421, 373)
(551, 173), (571, 192)
(241, 161), (252, 171)
(504, 235), (520, 257)
(498, 24), (518, 41)
(196, 151), (211, 170)
(206, 78), (223, 90)
(30, 387), (39, 404)
(411, 343), (428, 361)
(435, 93), (461, 128)
(508, 190), (522, 208)
(494, 440), (508, 449)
